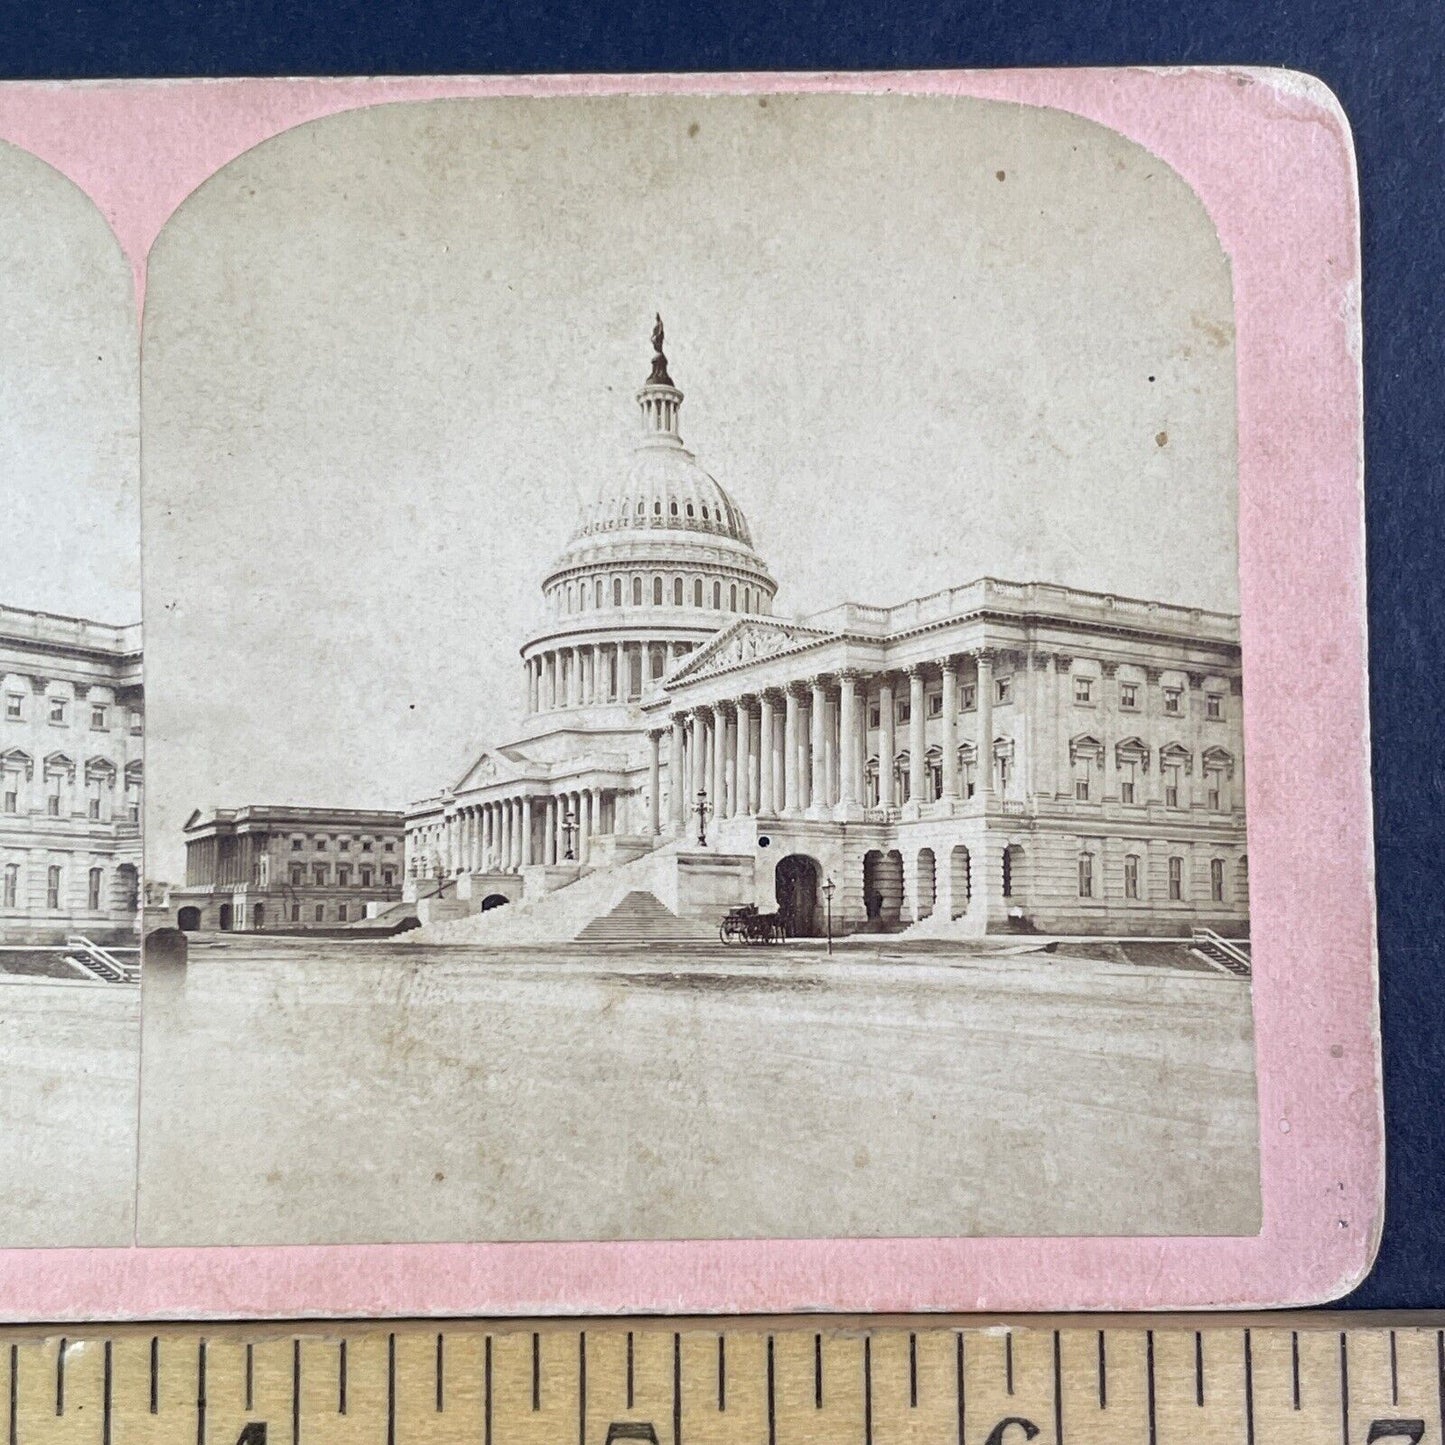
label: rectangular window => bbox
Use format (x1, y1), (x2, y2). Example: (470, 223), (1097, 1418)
(47, 790), (60, 817)
(996, 755), (1012, 792)
(90, 705), (108, 730)
(382, 868), (395, 886)
(384, 842), (395, 853)
(1074, 677), (1092, 704)
(1078, 854), (1094, 898)
(49, 698), (66, 725)
(1120, 682), (1138, 709)
(1168, 857), (1183, 901)
(1124, 855), (1140, 900)
(963, 763), (975, 799)
(1211, 858), (1225, 902)
(360, 867), (373, 887)
(339, 839), (350, 852)
(3, 789), (15, 814)
(869, 704), (880, 728)
(5, 694), (22, 720)
(362, 840), (374, 852)
(1074, 776), (1090, 801)
(3, 864), (16, 908)
(290, 903), (300, 923)
(314, 904), (325, 923)
(1164, 767), (1181, 808)
(927, 693), (942, 718)
(313, 864), (327, 885)
(337, 866), (351, 886)
(337, 903), (348, 922)
(290, 865), (304, 886)
(995, 676), (1012, 704)
(897, 699), (910, 723)
(88, 794), (101, 820)
(128, 710), (143, 735)
(88, 868), (101, 910)
(1120, 762), (1137, 804)
(46, 865), (61, 909)
(1163, 688), (1182, 715)
(126, 785), (140, 823)
(292, 838), (303, 850)
(316, 838), (327, 850)
(961, 683), (976, 711)
(1208, 784), (1221, 811)
(1206, 693), (1223, 720)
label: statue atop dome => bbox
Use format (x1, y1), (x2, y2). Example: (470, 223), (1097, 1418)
(648, 313), (674, 386)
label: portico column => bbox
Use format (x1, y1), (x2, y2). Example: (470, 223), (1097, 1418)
(809, 678), (828, 817)
(941, 658), (960, 799)
(499, 801), (510, 872)
(647, 730), (662, 835)
(691, 711), (708, 823)
(838, 669), (859, 813)
(976, 650), (995, 800)
(520, 797), (533, 867)
(908, 665), (927, 806)
(878, 674), (896, 808)
(735, 700), (753, 816)
(712, 706), (728, 823)
(782, 686), (802, 815)
(668, 715), (686, 833)
(581, 790), (593, 863)
(757, 691), (777, 816)
(592, 644), (603, 704)
(545, 797), (558, 864)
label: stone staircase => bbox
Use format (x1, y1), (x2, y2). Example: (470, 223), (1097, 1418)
(1189, 929), (1252, 977)
(63, 935), (140, 984)
(574, 891), (718, 946)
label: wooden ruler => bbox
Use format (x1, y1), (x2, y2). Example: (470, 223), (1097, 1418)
(4, 1316), (1442, 1445)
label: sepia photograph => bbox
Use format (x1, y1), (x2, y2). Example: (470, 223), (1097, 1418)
(130, 92), (1260, 1247)
(0, 138), (142, 1246)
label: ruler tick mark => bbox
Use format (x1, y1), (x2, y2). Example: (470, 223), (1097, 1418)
(436, 1332), (445, 1412)
(56, 1337), (66, 1416)
(814, 1333), (822, 1409)
(626, 1332), (634, 1410)
(717, 1336), (725, 1412)
(1245, 1330), (1255, 1445)
(7, 1344), (15, 1445)
(1435, 1331), (1444, 1445)
(767, 1336), (776, 1445)
(1391, 1330), (1399, 1406)
(245, 1343), (254, 1413)
(292, 1339), (301, 1445)
(338, 1340), (347, 1415)
(1098, 1330), (1107, 1409)
(1292, 1331), (1301, 1410)
(484, 1337), (492, 1445)
(955, 1334), (965, 1445)
(1146, 1331), (1157, 1445)
(197, 1340), (208, 1445)
(1195, 1332), (1204, 1407)
(673, 1333), (682, 1445)
(1340, 1333), (1350, 1445)
(150, 1337), (159, 1415)
(864, 1337), (873, 1445)
(909, 1332), (917, 1408)
(532, 1333), (540, 1411)
(103, 1340), (113, 1445)
(1005, 1330), (1014, 1395)
(386, 1333), (396, 1445)
(1053, 1331), (1063, 1445)
(578, 1332), (586, 1445)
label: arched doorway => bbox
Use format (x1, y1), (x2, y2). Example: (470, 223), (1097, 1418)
(177, 906), (201, 932)
(218, 903), (233, 931)
(116, 863), (139, 913)
(481, 893), (510, 911)
(862, 850), (903, 927)
(949, 845), (971, 918)
(1003, 844), (1025, 902)
(775, 854), (821, 937)
(252, 903), (265, 930)
(915, 848), (936, 920)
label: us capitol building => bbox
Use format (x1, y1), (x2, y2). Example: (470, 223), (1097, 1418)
(406, 321), (1248, 941)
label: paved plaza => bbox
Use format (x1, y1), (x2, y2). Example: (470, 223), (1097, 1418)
(134, 936), (1260, 1246)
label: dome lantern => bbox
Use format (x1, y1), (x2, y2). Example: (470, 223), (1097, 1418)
(637, 313), (684, 446)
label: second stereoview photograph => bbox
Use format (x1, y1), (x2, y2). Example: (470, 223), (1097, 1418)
(130, 92), (1259, 1246)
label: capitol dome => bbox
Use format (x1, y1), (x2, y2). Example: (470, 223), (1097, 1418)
(520, 319), (779, 725)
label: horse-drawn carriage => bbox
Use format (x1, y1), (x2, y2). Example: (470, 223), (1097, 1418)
(719, 903), (786, 945)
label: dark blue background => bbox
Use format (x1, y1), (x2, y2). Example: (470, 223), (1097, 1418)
(1, 0), (1438, 1307)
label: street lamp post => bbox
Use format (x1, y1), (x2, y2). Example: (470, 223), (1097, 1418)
(562, 808), (578, 862)
(695, 788), (710, 848)
(821, 874), (836, 955)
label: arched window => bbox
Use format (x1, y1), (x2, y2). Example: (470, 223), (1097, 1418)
(652, 576), (664, 606)
(1210, 857), (1226, 902)
(729, 583), (738, 611)
(669, 500), (678, 517)
(594, 578), (603, 608)
(1124, 853), (1142, 900)
(88, 867), (102, 911)
(673, 577), (684, 606)
(635, 499), (644, 518)
(712, 580), (722, 609)
(46, 864), (61, 910)
(693, 578), (703, 607)
(685, 502), (694, 518)
(2, 862), (17, 909)
(653, 500), (662, 517)
(613, 577), (623, 607)
(565, 582), (574, 612)
(632, 576), (643, 606)
(701, 505), (710, 521)
(1168, 855), (1184, 900)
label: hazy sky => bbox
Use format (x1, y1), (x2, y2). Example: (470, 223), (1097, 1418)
(142, 93), (1237, 878)
(0, 141), (139, 623)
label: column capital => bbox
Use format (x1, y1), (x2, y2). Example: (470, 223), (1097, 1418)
(807, 674), (830, 694)
(785, 681), (809, 701)
(759, 685), (785, 706)
(737, 691), (760, 712)
(974, 647), (998, 667)
(716, 699), (737, 720)
(647, 727), (667, 742)
(1186, 670), (1207, 690)
(1031, 650), (1053, 671)
(933, 653), (959, 672)
(1054, 654), (1074, 673)
(838, 666), (865, 684)
(906, 662), (928, 679)
(1145, 666), (1166, 682)
(1100, 661), (1120, 678)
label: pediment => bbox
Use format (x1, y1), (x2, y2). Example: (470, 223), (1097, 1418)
(452, 749), (518, 793)
(667, 619), (830, 686)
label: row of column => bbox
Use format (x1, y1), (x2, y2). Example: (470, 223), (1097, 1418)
(524, 640), (693, 713)
(433, 788), (614, 874)
(642, 656), (1001, 835)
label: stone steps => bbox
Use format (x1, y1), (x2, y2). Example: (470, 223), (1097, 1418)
(574, 890), (718, 945)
